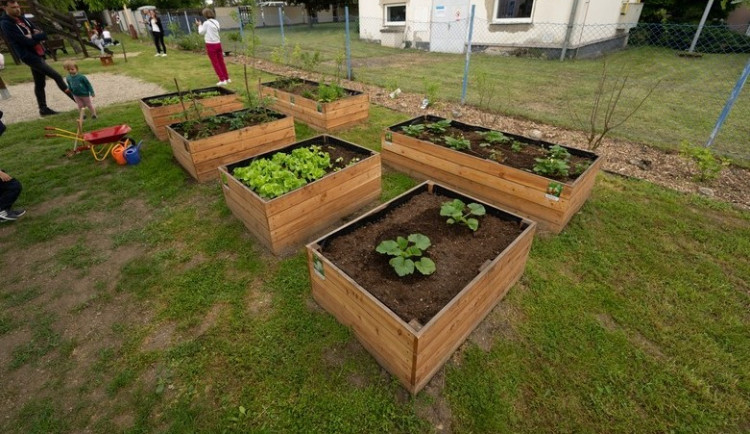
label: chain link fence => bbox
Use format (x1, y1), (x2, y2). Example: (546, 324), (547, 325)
(155, 8), (750, 161)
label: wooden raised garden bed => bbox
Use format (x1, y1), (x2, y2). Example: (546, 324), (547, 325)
(219, 135), (381, 256)
(166, 108), (295, 182)
(382, 115), (602, 233)
(141, 87), (243, 141)
(259, 78), (369, 131)
(306, 181), (536, 394)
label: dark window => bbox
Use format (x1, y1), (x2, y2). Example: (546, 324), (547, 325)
(386, 5), (406, 24)
(495, 0), (534, 19)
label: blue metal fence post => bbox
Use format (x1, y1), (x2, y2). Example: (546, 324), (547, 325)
(461, 5), (476, 104)
(238, 7), (244, 42)
(706, 57), (750, 148)
(345, 7), (352, 80)
(278, 6), (285, 46)
(185, 11), (191, 34)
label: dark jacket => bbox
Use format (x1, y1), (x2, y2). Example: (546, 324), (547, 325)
(0, 13), (47, 63)
(148, 16), (164, 34)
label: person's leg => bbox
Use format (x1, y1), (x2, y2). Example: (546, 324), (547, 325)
(29, 65), (47, 110)
(157, 33), (166, 54)
(80, 96), (97, 117)
(26, 56), (74, 102)
(206, 44), (223, 81)
(152, 32), (162, 54)
(215, 43), (229, 82)
(0, 178), (22, 211)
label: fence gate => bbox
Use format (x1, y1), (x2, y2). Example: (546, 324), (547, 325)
(429, 0), (469, 53)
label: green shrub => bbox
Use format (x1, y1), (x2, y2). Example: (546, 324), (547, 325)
(679, 141), (730, 182)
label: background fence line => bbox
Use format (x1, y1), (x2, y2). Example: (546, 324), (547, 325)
(119, 8), (750, 161)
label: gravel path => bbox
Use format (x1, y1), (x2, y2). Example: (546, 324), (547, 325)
(0, 71), (166, 125)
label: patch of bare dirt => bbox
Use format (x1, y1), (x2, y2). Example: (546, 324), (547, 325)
(241, 57), (750, 211)
(415, 370), (453, 433)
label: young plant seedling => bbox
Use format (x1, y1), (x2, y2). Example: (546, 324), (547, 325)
(443, 134), (471, 151)
(510, 141), (524, 152)
(376, 234), (436, 277)
(425, 119), (452, 134)
(401, 124), (425, 137)
(440, 199), (486, 231)
(476, 130), (511, 146)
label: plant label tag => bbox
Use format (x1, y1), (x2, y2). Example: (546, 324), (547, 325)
(384, 131), (392, 145)
(546, 182), (563, 202)
(313, 254), (325, 279)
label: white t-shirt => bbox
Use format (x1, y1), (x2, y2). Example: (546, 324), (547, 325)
(198, 19), (221, 43)
(102, 30), (112, 39)
(151, 18), (160, 33)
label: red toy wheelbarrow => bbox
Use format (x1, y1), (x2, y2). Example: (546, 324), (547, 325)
(45, 122), (132, 161)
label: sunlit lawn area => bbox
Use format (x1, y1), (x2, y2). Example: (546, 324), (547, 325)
(0, 34), (748, 433)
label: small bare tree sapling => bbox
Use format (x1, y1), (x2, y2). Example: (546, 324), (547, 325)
(574, 62), (660, 151)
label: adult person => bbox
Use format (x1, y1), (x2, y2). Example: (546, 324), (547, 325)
(0, 0), (74, 116)
(0, 110), (25, 223)
(148, 10), (166, 57)
(195, 9), (230, 86)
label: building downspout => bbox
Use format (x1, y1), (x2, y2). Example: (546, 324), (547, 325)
(560, 0), (581, 61)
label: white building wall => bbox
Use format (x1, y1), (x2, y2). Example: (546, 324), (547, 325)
(359, 0), (638, 51)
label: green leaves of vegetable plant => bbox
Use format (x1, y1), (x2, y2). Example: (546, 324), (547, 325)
(440, 199), (486, 231)
(376, 234), (435, 277)
(232, 145), (332, 199)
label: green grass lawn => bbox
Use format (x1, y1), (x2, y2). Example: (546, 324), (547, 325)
(0, 37), (748, 433)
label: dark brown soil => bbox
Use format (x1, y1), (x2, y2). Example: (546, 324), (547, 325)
(264, 78), (360, 101)
(143, 88), (226, 107)
(391, 117), (593, 183)
(321, 190), (525, 325)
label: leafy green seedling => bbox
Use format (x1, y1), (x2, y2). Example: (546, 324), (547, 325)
(376, 234), (436, 277)
(679, 141), (729, 182)
(425, 119), (452, 134)
(533, 157), (570, 177)
(401, 124), (425, 137)
(511, 141), (524, 152)
(477, 130), (511, 145)
(547, 144), (571, 160)
(440, 199), (486, 231)
(443, 134), (471, 151)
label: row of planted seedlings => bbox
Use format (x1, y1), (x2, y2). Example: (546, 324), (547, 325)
(138, 71), (598, 395)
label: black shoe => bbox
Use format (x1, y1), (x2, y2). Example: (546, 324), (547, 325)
(0, 209), (25, 222)
(39, 108), (59, 116)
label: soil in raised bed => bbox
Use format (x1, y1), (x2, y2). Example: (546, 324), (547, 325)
(172, 108), (285, 139)
(321, 191), (525, 325)
(265, 78), (360, 100)
(391, 120), (594, 183)
(144, 89), (224, 107)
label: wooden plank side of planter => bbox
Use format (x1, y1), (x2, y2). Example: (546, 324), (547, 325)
(189, 117), (294, 157)
(220, 141), (380, 255)
(387, 132), (567, 199)
(562, 156), (603, 223)
(383, 141), (568, 231)
(323, 100), (370, 131)
(192, 128), (296, 175)
(265, 155), (380, 218)
(142, 95), (243, 141)
(269, 172), (381, 254)
(222, 183), (273, 248)
(167, 116), (296, 183)
(412, 226), (535, 391)
(261, 85), (369, 131)
(308, 250), (416, 387)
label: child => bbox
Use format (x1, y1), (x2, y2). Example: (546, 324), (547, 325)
(0, 110), (26, 222)
(63, 60), (97, 119)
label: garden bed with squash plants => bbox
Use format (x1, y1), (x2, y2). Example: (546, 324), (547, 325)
(307, 181), (535, 394)
(382, 115), (602, 233)
(166, 107), (295, 182)
(219, 135), (381, 256)
(260, 77), (369, 131)
(140, 86), (243, 141)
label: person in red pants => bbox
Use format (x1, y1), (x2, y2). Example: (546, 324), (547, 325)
(196, 9), (230, 86)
